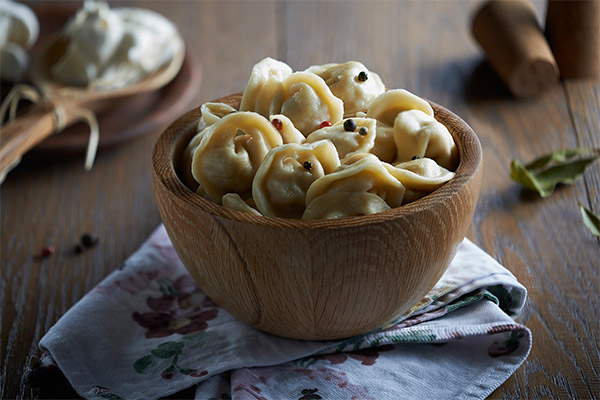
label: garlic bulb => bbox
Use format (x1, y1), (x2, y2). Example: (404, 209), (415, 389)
(0, 0), (39, 82)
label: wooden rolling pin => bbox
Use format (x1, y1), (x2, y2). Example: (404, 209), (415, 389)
(472, 0), (559, 98)
(546, 0), (600, 79)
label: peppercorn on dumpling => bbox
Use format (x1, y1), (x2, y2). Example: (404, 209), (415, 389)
(306, 117), (377, 161)
(252, 140), (340, 218)
(306, 61), (385, 118)
(191, 112), (283, 203)
(393, 109), (458, 170)
(269, 114), (305, 144)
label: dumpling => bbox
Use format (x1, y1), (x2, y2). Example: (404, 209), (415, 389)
(306, 117), (377, 160)
(304, 63), (338, 75)
(198, 102), (237, 130)
(254, 77), (286, 117)
(307, 61), (385, 117)
(339, 152), (380, 167)
(393, 109), (458, 170)
(275, 72), (344, 136)
(303, 192), (391, 220)
(370, 122), (396, 163)
(191, 112), (283, 202)
(252, 140), (340, 218)
(305, 157), (406, 209)
(222, 193), (262, 216)
(352, 112), (397, 162)
(366, 89), (434, 126)
(240, 57), (292, 112)
(180, 126), (209, 191)
(269, 114), (305, 144)
(386, 157), (455, 203)
(181, 103), (238, 190)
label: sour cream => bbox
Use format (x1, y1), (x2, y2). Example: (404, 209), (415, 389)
(51, 1), (184, 89)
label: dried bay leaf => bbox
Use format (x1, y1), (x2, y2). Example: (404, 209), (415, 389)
(510, 148), (599, 197)
(579, 203), (600, 237)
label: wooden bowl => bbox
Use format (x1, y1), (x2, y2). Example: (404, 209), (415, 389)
(152, 93), (482, 340)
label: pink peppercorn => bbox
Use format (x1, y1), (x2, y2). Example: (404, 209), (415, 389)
(41, 246), (54, 257)
(271, 118), (283, 131)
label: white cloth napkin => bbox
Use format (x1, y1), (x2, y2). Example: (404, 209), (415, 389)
(35, 225), (531, 400)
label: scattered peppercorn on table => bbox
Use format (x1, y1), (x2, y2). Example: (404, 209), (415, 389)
(1, 0), (598, 399)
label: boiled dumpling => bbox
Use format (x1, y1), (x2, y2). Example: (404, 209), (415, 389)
(339, 152), (381, 167)
(386, 157), (455, 203)
(371, 122), (396, 163)
(303, 192), (391, 220)
(305, 156), (406, 209)
(305, 61), (385, 117)
(182, 103), (238, 190)
(304, 63), (338, 75)
(252, 140), (340, 218)
(306, 117), (377, 160)
(191, 112), (283, 203)
(222, 193), (262, 216)
(240, 57), (292, 112)
(269, 114), (305, 144)
(180, 126), (209, 191)
(367, 89), (434, 126)
(275, 72), (344, 136)
(393, 109), (458, 170)
(198, 102), (237, 130)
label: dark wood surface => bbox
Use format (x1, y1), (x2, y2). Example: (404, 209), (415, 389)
(1, 1), (598, 399)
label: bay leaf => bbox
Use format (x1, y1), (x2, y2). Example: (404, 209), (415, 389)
(579, 203), (600, 237)
(510, 148), (599, 197)
(525, 148), (592, 170)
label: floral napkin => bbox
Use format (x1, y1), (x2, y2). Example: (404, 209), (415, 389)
(30, 225), (531, 400)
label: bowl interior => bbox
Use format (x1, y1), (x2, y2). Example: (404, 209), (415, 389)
(155, 93), (482, 229)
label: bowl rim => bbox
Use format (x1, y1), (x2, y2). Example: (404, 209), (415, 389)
(152, 92), (482, 229)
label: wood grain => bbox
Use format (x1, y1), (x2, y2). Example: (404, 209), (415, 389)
(153, 95), (481, 340)
(471, 0), (559, 97)
(1, 0), (598, 398)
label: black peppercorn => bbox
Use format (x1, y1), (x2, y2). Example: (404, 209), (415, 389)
(303, 161), (312, 171)
(357, 71), (368, 82)
(358, 127), (368, 136)
(81, 233), (97, 248)
(343, 119), (357, 132)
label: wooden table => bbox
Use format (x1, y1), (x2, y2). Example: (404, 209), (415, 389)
(2, 1), (598, 398)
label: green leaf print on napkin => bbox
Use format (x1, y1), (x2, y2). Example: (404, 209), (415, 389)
(133, 332), (211, 379)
